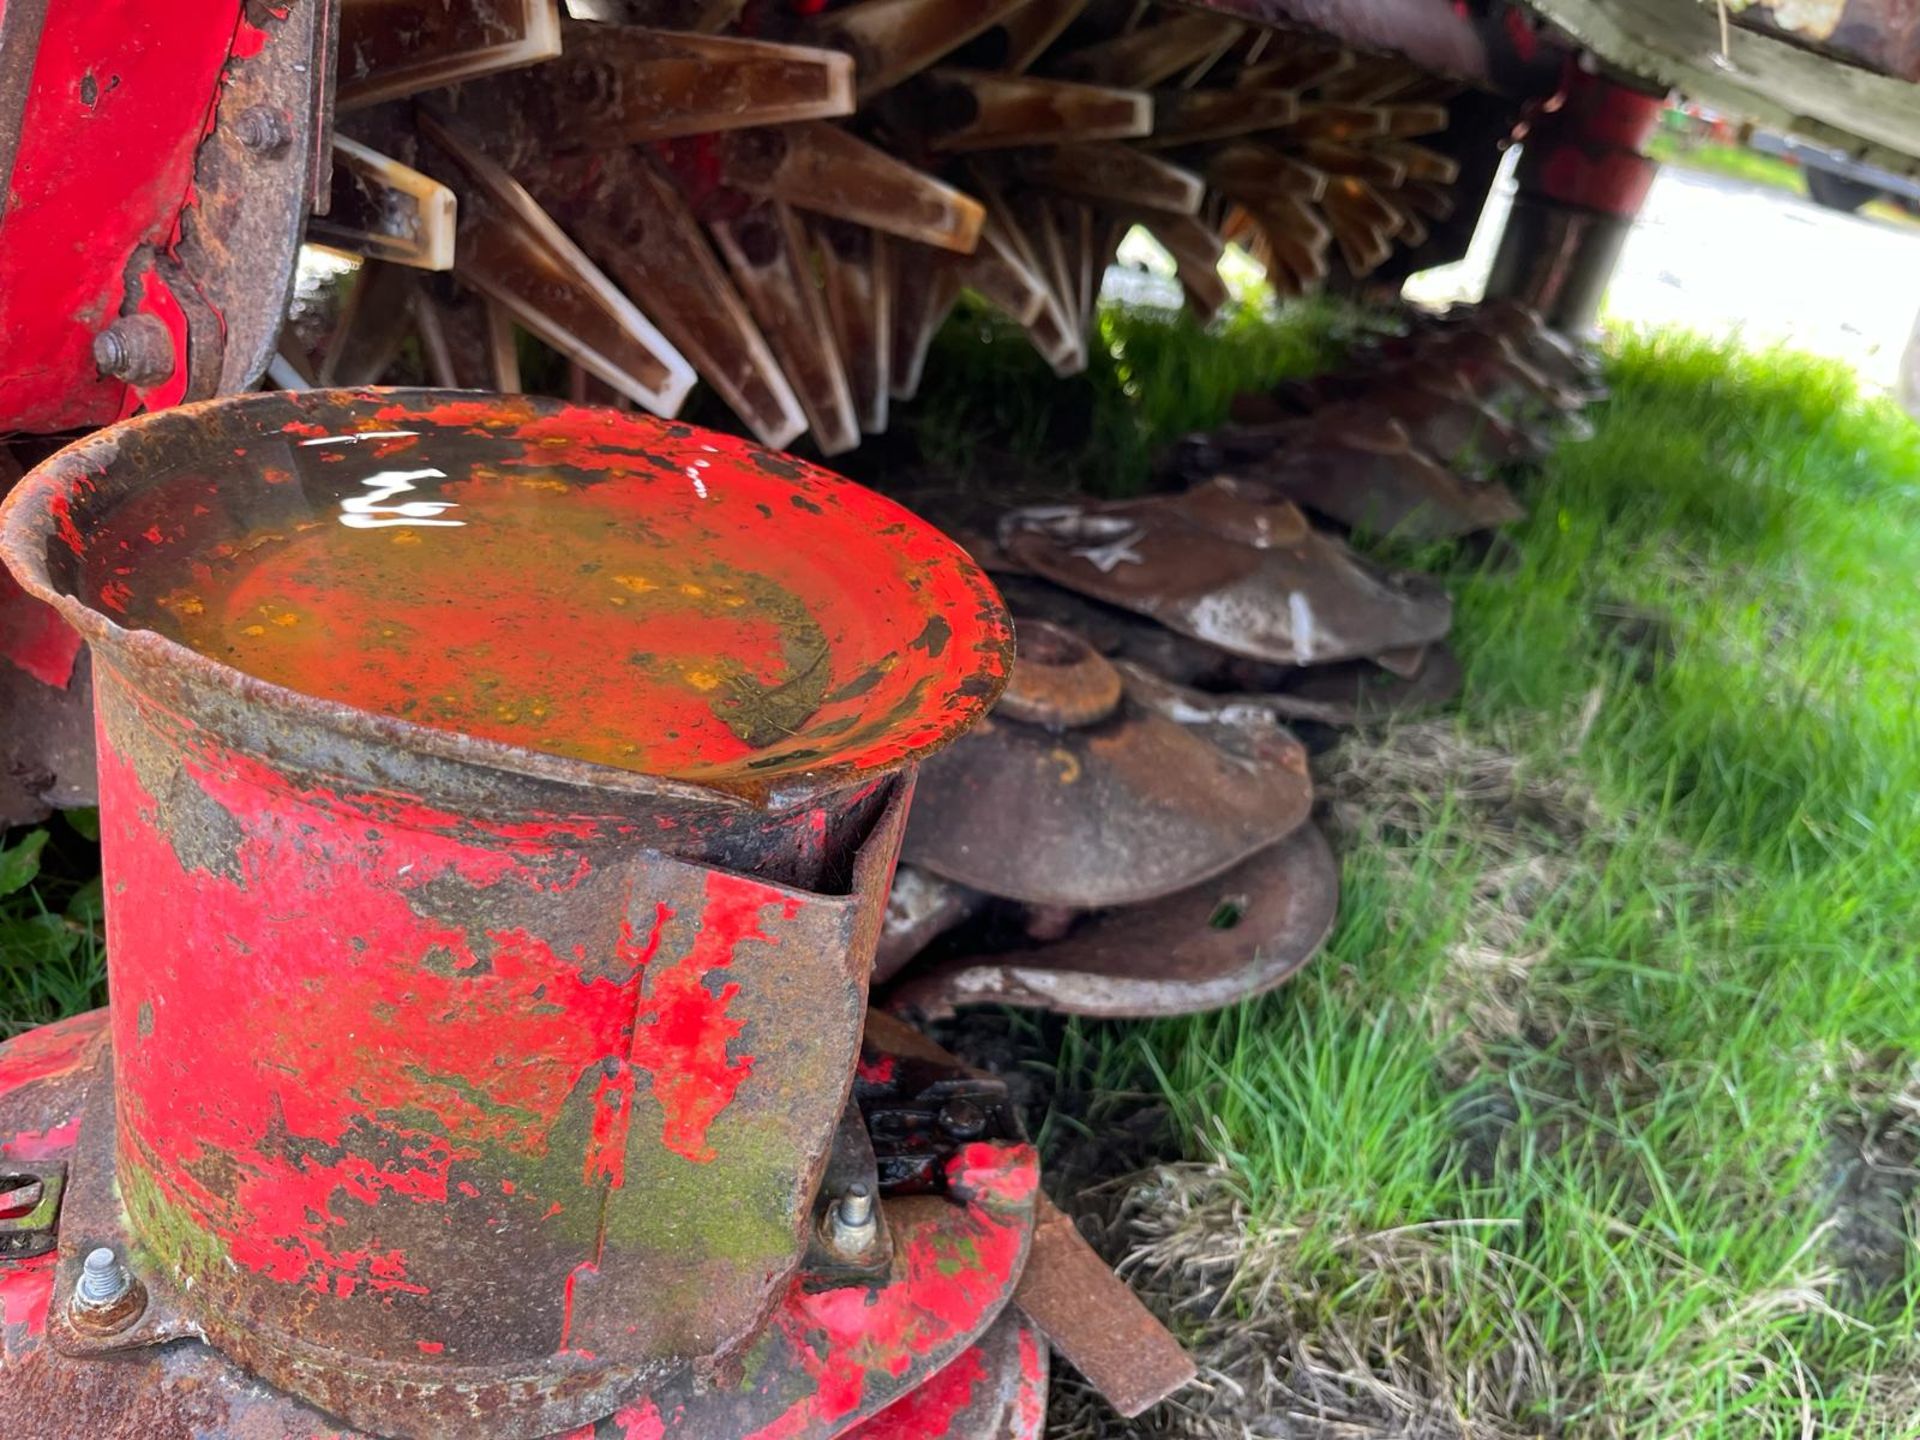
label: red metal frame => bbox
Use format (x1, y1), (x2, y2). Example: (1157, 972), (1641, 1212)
(0, 1016), (1043, 1438)
(0, 0), (242, 431)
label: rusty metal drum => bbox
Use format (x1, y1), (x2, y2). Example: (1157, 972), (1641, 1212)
(0, 390), (1011, 1438)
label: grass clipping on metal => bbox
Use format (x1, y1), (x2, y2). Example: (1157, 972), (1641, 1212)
(1047, 331), (1920, 1440)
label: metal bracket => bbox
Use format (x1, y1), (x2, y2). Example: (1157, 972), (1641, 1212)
(798, 1098), (893, 1292)
(45, 1047), (198, 1359)
(0, 1160), (65, 1259)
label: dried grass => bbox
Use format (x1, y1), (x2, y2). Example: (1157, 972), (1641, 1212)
(1312, 708), (1623, 1067)
(1048, 1163), (1554, 1440)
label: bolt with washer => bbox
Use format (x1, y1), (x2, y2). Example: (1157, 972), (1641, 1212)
(827, 1182), (877, 1256)
(76, 1246), (132, 1309)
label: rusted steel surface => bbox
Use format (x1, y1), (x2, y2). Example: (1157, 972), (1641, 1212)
(175, 0), (339, 397)
(1183, 0), (1564, 90)
(903, 623), (1313, 909)
(794, 0), (1030, 100)
(0, 1016), (1044, 1439)
(0, 450), (94, 824)
(1467, 300), (1607, 401)
(962, 571), (1460, 734)
(310, 137), (458, 270)
(877, 867), (986, 985)
(417, 107), (700, 416)
(1013, 1195), (1196, 1420)
(1721, 0), (1920, 81)
(336, 0), (562, 110)
(713, 201), (864, 456)
(885, 822), (1339, 1020)
(1000, 483), (1453, 669)
(0, 0), (330, 430)
(447, 21), (857, 152)
(1171, 303), (1614, 539)
(1223, 388), (1545, 472)
(5, 390), (1011, 804)
(1124, 644), (1464, 730)
(912, 69), (1152, 153)
(523, 147), (810, 449)
(0, 645), (96, 826)
(1211, 422), (1527, 541)
(844, 1314), (1048, 1440)
(0, 391), (1015, 1438)
(268, 0), (1542, 454)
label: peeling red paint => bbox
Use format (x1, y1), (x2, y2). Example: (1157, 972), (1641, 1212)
(561, 1261), (598, 1353)
(613, 1398), (669, 1440)
(98, 444), (1008, 785)
(727, 1143), (1037, 1440)
(3, 1117), (80, 1161)
(586, 1062), (639, 1188)
(0, 0), (241, 430)
(94, 699), (807, 1321)
(843, 1347), (986, 1440)
(0, 573), (82, 688)
(628, 876), (774, 1164)
(0, 390), (1014, 1432)
(0, 1009), (103, 1103)
(0, 1255), (56, 1337)
(1012, 1326), (1046, 1439)
(48, 494), (86, 559)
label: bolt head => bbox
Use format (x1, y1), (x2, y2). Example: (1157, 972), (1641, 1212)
(938, 1098), (987, 1140)
(92, 315), (176, 387)
(76, 1246), (131, 1307)
(827, 1183), (878, 1257)
(836, 1183), (874, 1227)
(235, 105), (291, 156)
(90, 328), (127, 375)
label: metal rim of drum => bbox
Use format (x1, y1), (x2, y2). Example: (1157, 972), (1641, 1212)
(0, 387), (1015, 812)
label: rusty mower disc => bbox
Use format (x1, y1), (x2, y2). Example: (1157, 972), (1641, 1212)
(902, 656), (1313, 909)
(1119, 646), (1465, 730)
(1000, 482), (1452, 669)
(1223, 416), (1527, 541)
(885, 823), (1339, 1021)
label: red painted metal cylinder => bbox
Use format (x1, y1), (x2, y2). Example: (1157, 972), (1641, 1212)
(1515, 67), (1666, 219)
(0, 391), (1012, 1438)
(1487, 67), (1667, 333)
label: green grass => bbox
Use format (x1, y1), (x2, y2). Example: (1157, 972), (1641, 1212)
(1049, 327), (1920, 1436)
(0, 810), (105, 1038)
(901, 295), (1367, 496)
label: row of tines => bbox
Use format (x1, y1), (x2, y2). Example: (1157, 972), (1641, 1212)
(290, 0), (1464, 455)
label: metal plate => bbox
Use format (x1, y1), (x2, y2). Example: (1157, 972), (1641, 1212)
(0, 1014), (1042, 1440)
(884, 824), (1339, 1019)
(844, 1313), (1048, 1440)
(1001, 484), (1453, 669)
(903, 658), (1313, 909)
